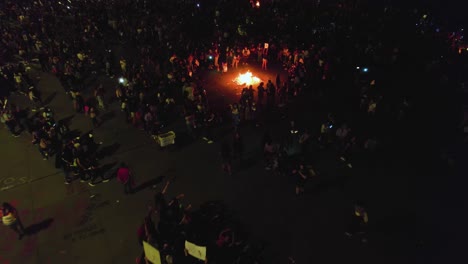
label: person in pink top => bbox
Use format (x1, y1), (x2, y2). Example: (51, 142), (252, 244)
(117, 162), (132, 194)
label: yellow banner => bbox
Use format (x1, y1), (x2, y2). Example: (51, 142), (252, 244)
(185, 240), (207, 261)
(143, 241), (161, 264)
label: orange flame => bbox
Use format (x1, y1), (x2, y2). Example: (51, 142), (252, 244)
(234, 71), (261, 86)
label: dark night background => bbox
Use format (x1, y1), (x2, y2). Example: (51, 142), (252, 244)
(0, 0), (467, 263)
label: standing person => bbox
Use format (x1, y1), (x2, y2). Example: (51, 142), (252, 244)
(117, 162), (133, 194)
(28, 85), (43, 111)
(220, 141), (232, 176)
(74, 91), (85, 113)
(14, 72), (24, 94)
(104, 58), (112, 77)
(3, 110), (20, 137)
(232, 53), (239, 69)
(263, 138), (276, 170)
(77, 156), (92, 182)
(80, 132), (102, 158)
(232, 129), (244, 162)
(1, 202), (26, 240)
(257, 82), (265, 106)
(115, 84), (124, 102)
(12, 106), (29, 135)
(319, 121), (333, 148)
(367, 99), (377, 116)
(292, 163), (308, 195)
(257, 43), (263, 62)
(345, 204), (369, 243)
(203, 111), (215, 144)
(69, 142), (82, 180)
(250, 102), (259, 127)
(89, 107), (99, 128)
(38, 137), (51, 160)
(143, 110), (154, 134)
(185, 111), (196, 139)
(278, 82), (287, 107)
(0, 97), (8, 110)
(289, 120), (299, 135)
(230, 104), (240, 128)
(242, 47), (250, 65)
(61, 142), (74, 184)
(54, 120), (66, 142)
(244, 99), (252, 122)
(266, 80), (275, 107)
(275, 74), (281, 91)
(247, 85), (255, 102)
(298, 129), (310, 155)
(336, 123), (350, 151)
(261, 51), (268, 70)
(72, 145), (90, 182)
(42, 107), (55, 125)
(154, 180), (170, 213)
(94, 84), (106, 110)
(341, 136), (358, 168)
(88, 159), (110, 187)
(214, 49), (220, 72)
(120, 57), (127, 75)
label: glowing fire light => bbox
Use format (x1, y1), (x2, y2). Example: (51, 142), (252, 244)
(255, 1), (260, 7)
(234, 71), (261, 86)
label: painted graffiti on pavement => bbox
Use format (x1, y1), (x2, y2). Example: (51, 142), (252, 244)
(0, 177), (30, 191)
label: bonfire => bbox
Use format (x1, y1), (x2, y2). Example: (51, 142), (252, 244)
(234, 71), (261, 86)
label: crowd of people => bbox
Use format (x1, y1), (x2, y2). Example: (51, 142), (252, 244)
(135, 181), (267, 264)
(1, 0), (465, 263)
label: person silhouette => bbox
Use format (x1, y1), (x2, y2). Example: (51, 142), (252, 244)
(1, 202), (26, 240)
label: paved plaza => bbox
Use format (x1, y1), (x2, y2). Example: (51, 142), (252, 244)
(0, 64), (448, 264)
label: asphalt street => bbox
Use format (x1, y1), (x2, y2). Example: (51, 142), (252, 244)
(0, 63), (420, 264)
